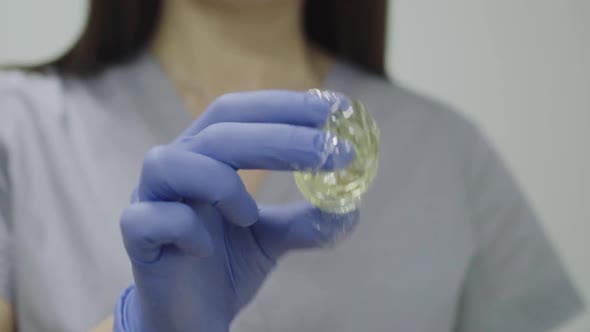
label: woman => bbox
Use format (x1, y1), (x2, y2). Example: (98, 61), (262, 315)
(0, 0), (583, 331)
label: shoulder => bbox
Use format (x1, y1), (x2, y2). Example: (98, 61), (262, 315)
(0, 70), (79, 175)
(0, 69), (66, 111)
(0, 70), (67, 135)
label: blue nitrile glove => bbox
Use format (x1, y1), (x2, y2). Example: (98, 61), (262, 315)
(113, 91), (359, 332)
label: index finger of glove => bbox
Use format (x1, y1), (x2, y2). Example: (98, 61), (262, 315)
(173, 90), (331, 143)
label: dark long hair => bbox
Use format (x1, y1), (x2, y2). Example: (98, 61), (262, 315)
(52, 0), (388, 77)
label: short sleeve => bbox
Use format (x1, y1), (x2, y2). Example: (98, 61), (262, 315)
(0, 71), (30, 305)
(0, 138), (12, 303)
(455, 127), (584, 332)
(0, 69), (64, 306)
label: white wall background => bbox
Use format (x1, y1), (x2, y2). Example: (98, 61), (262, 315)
(0, 0), (87, 65)
(0, 0), (588, 331)
(388, 1), (590, 331)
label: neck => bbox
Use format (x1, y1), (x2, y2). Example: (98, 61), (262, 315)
(152, 0), (333, 117)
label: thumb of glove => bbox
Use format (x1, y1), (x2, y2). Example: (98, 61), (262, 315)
(251, 201), (360, 261)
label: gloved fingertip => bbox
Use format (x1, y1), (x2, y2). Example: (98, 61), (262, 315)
(304, 89), (332, 119)
(332, 92), (352, 114)
(305, 90), (353, 125)
(319, 135), (356, 171)
(253, 202), (360, 258)
(304, 207), (360, 248)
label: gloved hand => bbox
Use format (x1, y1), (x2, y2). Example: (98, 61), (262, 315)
(113, 90), (359, 332)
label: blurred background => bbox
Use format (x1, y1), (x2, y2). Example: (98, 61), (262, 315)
(0, 0), (588, 331)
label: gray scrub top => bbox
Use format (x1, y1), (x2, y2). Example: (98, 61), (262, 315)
(0, 54), (583, 331)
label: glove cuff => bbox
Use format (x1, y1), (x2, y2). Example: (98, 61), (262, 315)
(113, 285), (138, 332)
